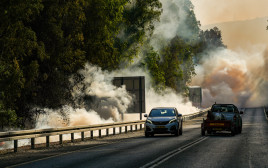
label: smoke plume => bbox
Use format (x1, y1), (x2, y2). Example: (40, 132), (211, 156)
(151, 0), (197, 50)
(35, 64), (133, 129)
(33, 62), (199, 129)
(112, 67), (199, 117)
(191, 45), (268, 107)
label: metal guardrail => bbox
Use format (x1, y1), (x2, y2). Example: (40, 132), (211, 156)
(0, 108), (210, 153)
(182, 108), (210, 121)
(0, 120), (145, 152)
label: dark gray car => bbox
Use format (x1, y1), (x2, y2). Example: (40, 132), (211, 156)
(144, 107), (183, 137)
(202, 104), (243, 135)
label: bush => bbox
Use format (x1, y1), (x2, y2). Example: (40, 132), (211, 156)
(0, 102), (18, 130)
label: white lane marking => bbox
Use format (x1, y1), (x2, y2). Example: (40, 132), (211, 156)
(140, 137), (208, 168)
(248, 150), (253, 168)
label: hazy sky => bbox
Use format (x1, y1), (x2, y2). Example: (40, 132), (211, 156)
(191, 0), (268, 50)
(191, 0), (268, 25)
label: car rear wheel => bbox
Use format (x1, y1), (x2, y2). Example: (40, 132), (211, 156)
(235, 126), (240, 134)
(201, 128), (205, 136)
(174, 129), (179, 136)
(231, 128), (236, 136)
(179, 125), (182, 135)
(238, 126), (242, 134)
(145, 132), (149, 137)
(238, 121), (242, 133)
(207, 130), (212, 134)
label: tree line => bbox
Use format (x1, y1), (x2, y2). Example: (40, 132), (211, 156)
(0, 0), (224, 129)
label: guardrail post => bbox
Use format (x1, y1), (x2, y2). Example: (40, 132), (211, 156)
(46, 136), (50, 147)
(59, 134), (63, 144)
(106, 128), (109, 136)
(14, 140), (18, 153)
(125, 126), (127, 133)
(119, 127), (122, 134)
(113, 127), (116, 135)
(31, 138), (35, 149)
(130, 125), (133, 132)
(99, 129), (101, 138)
(81, 132), (85, 141)
(91, 131), (93, 139)
(135, 125), (138, 131)
(71, 133), (74, 143)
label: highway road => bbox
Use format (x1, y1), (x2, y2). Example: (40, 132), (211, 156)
(2, 108), (268, 168)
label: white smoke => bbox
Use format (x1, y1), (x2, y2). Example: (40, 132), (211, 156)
(151, 0), (197, 51)
(146, 88), (198, 115)
(71, 65), (133, 121)
(33, 62), (199, 128)
(34, 64), (133, 128)
(35, 106), (115, 129)
(112, 67), (199, 117)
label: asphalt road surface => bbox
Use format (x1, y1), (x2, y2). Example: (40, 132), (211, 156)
(3, 108), (268, 168)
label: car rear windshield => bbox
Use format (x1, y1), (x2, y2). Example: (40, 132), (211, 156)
(149, 109), (176, 117)
(212, 105), (235, 112)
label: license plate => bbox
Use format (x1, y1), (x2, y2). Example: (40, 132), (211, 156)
(210, 123), (224, 126)
(213, 128), (223, 130)
(156, 126), (165, 128)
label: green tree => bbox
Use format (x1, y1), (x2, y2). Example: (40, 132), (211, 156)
(83, 0), (128, 70)
(0, 0), (46, 120)
(30, 0), (87, 109)
(160, 36), (197, 94)
(199, 27), (226, 50)
(142, 44), (165, 90)
(0, 101), (18, 130)
(194, 27), (226, 64)
(115, 0), (162, 67)
(153, 0), (199, 94)
(181, 0), (201, 42)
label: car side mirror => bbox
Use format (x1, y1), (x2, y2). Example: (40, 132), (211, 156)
(240, 111), (243, 114)
(178, 114), (182, 117)
(144, 114), (148, 117)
